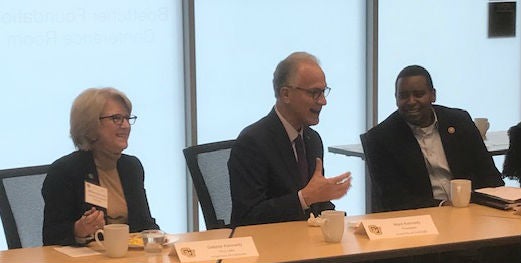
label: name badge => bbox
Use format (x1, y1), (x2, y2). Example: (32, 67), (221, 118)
(170, 237), (258, 262)
(84, 181), (108, 209)
(356, 215), (438, 240)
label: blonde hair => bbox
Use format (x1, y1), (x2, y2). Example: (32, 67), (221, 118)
(70, 87), (132, 150)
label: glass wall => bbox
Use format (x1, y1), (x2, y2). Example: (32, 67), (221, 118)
(378, 0), (521, 185)
(194, 0), (367, 229)
(0, 1), (185, 249)
(1, 0), (519, 251)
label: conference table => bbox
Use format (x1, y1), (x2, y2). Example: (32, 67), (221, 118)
(0, 228), (231, 263)
(2, 204), (520, 263)
(328, 130), (509, 159)
(225, 204), (521, 263)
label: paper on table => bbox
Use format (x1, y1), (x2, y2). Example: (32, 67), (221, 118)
(54, 246), (101, 257)
(474, 186), (521, 203)
(172, 237), (258, 262)
(354, 215), (438, 240)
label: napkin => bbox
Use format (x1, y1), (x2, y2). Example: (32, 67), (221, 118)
(307, 214), (325, 227)
(54, 246), (101, 257)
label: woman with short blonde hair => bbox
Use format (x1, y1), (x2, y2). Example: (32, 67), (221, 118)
(42, 87), (159, 246)
(70, 88), (132, 151)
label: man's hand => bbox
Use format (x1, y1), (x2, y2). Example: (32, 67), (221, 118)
(300, 158), (352, 206)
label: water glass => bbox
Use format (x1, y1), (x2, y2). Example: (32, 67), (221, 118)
(141, 230), (166, 253)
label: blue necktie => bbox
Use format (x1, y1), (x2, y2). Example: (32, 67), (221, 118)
(294, 134), (309, 186)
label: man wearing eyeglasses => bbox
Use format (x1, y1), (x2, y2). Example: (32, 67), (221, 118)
(228, 52), (352, 227)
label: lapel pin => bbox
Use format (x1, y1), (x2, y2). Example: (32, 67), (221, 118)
(448, 127), (455, 134)
(87, 173), (94, 179)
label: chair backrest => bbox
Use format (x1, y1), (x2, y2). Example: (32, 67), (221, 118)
(183, 140), (234, 230)
(0, 165), (49, 249)
(359, 133), (382, 213)
(503, 123), (521, 182)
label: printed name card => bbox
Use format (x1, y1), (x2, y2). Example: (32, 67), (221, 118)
(356, 215), (438, 240)
(172, 237), (258, 262)
(84, 182), (108, 209)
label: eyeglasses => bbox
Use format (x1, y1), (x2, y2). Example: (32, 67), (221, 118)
(99, 114), (137, 125)
(286, 85), (331, 100)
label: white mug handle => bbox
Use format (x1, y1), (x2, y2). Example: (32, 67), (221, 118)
(94, 229), (104, 248)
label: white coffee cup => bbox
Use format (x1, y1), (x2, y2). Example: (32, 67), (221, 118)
(319, 210), (345, 243)
(450, 179), (472, 208)
(474, 118), (490, 140)
(95, 224), (129, 258)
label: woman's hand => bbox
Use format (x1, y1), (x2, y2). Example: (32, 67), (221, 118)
(73, 207), (106, 238)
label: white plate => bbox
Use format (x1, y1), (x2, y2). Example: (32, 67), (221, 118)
(128, 233), (178, 248)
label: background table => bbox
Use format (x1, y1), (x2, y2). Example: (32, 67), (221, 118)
(0, 228), (231, 263)
(328, 130), (509, 159)
(224, 204), (521, 263)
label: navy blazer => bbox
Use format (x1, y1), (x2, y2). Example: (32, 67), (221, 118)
(228, 109), (334, 227)
(42, 151), (159, 245)
(363, 105), (504, 212)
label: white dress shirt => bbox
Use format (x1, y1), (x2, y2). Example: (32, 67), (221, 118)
(408, 111), (453, 201)
(275, 107), (310, 210)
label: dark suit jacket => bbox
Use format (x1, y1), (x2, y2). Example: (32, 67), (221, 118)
(42, 151), (159, 245)
(363, 105), (504, 212)
(228, 109), (334, 227)
(503, 122), (521, 183)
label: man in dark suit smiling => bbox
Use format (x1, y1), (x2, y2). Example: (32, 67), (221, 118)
(228, 52), (352, 227)
(363, 65), (504, 213)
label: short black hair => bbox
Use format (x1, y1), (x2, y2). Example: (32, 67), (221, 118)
(395, 65), (434, 93)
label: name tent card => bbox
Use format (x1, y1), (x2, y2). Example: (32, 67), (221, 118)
(84, 181), (108, 209)
(356, 215), (438, 240)
(172, 237), (258, 262)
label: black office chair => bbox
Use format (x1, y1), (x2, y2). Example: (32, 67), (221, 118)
(503, 122), (521, 184)
(359, 133), (383, 213)
(183, 140), (235, 230)
(0, 165), (49, 249)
